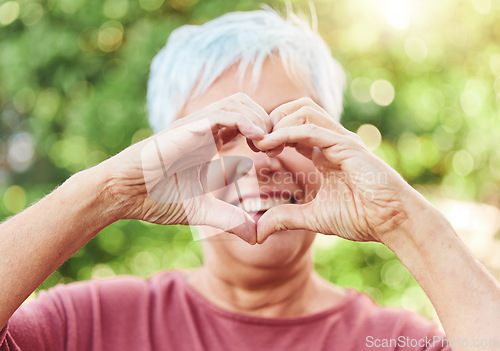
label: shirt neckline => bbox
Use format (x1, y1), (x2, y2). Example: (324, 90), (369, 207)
(170, 269), (359, 326)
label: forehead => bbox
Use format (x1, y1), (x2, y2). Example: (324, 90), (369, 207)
(179, 57), (313, 117)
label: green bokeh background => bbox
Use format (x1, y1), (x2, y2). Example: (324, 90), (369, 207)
(1, 0), (500, 319)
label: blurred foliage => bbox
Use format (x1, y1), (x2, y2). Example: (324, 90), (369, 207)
(1, 0), (500, 319)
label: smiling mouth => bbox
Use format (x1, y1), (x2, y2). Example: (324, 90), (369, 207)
(232, 194), (298, 213)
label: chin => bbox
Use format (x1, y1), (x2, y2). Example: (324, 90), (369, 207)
(203, 229), (317, 269)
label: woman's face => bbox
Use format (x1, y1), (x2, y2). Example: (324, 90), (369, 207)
(180, 57), (321, 269)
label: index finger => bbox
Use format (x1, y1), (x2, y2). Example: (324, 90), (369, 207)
(270, 97), (349, 136)
(232, 93), (273, 133)
(269, 97), (323, 125)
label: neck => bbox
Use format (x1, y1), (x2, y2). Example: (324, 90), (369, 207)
(184, 249), (344, 318)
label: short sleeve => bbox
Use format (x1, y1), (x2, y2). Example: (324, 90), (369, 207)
(1, 275), (152, 351)
(346, 291), (452, 351)
(377, 307), (451, 351)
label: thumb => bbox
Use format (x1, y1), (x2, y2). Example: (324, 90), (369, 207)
(257, 203), (313, 244)
(195, 196), (257, 244)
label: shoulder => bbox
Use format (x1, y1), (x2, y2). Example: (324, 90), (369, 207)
(344, 290), (442, 333)
(11, 270), (181, 326)
(338, 290), (448, 349)
(35, 270), (180, 311)
(8, 270), (182, 350)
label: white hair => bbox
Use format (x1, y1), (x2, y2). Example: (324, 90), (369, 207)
(147, 9), (346, 133)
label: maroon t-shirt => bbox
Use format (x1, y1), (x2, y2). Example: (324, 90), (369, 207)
(0, 270), (450, 350)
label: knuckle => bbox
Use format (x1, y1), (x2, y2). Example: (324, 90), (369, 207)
(270, 110), (285, 123)
(223, 95), (239, 106)
(308, 124), (320, 132)
(349, 130), (363, 142)
(231, 92), (248, 101)
(297, 97), (311, 103)
(228, 97), (239, 106)
(302, 98), (328, 117)
(346, 134), (367, 150)
(299, 106), (316, 115)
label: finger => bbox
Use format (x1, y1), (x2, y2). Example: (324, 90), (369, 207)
(269, 97), (323, 126)
(270, 98), (350, 136)
(246, 138), (261, 153)
(232, 93), (273, 133)
(256, 203), (313, 243)
(200, 195), (257, 244)
(273, 106), (341, 133)
(220, 93), (271, 134)
(229, 103), (269, 135)
(176, 94), (269, 135)
(255, 125), (341, 151)
(209, 111), (266, 140)
(265, 144), (285, 158)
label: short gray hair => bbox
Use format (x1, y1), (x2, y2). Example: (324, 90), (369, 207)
(147, 9), (346, 133)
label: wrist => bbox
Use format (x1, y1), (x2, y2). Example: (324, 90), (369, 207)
(380, 188), (456, 254)
(68, 164), (123, 227)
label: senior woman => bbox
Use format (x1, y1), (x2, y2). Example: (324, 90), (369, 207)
(1, 10), (499, 351)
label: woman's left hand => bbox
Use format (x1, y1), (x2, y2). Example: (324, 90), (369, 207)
(254, 98), (417, 244)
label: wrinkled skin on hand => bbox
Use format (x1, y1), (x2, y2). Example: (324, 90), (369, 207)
(101, 94), (414, 246)
(254, 98), (413, 244)
(101, 93), (272, 244)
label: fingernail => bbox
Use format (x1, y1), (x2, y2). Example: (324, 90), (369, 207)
(249, 235), (257, 245)
(256, 231), (264, 244)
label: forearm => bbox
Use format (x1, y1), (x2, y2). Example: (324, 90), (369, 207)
(0, 166), (118, 330)
(384, 192), (500, 350)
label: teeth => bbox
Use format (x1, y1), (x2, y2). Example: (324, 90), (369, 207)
(237, 197), (294, 212)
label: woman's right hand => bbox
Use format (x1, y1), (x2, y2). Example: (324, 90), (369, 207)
(99, 93), (271, 244)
